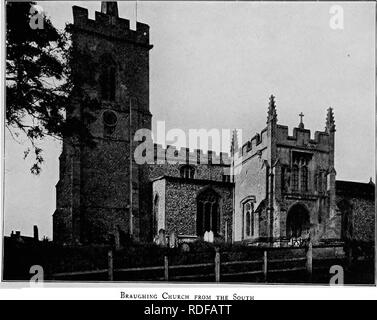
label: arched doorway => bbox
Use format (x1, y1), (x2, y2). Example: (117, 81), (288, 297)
(286, 203), (310, 239)
(197, 188), (220, 237)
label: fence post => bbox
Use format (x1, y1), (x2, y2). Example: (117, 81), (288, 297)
(263, 250), (268, 282)
(306, 241), (313, 281)
(108, 249), (113, 281)
(164, 255), (169, 281)
(215, 247), (220, 283)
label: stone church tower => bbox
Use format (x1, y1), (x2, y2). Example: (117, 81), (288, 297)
(53, 2), (153, 244)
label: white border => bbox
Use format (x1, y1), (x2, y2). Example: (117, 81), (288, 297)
(0, 0), (376, 300)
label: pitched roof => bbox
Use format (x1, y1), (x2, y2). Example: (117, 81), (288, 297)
(336, 180), (375, 199)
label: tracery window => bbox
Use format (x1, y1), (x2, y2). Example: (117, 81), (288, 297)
(242, 199), (255, 239)
(292, 165), (299, 191)
(301, 166), (308, 191)
(197, 189), (219, 236)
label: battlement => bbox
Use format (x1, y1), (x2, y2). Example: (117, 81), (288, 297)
(276, 124), (330, 147)
(238, 121), (331, 159)
(152, 144), (231, 166)
(240, 127), (268, 157)
(72, 6), (152, 48)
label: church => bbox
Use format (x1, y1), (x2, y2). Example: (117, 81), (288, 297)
(53, 2), (375, 247)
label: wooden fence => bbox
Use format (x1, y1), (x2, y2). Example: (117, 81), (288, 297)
(51, 242), (343, 282)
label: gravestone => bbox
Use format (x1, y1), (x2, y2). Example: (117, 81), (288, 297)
(169, 231), (177, 248)
(181, 243), (190, 253)
(208, 231), (214, 243)
(158, 229), (166, 246)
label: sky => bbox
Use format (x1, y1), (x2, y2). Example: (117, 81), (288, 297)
(4, 1), (375, 239)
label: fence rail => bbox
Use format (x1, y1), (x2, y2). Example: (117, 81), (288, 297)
(51, 243), (327, 282)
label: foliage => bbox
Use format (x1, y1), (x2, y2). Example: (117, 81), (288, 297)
(6, 2), (97, 174)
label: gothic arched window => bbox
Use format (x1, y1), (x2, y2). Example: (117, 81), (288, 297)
(246, 214), (251, 237)
(292, 165), (299, 191)
(100, 56), (116, 101)
(301, 166), (308, 191)
(197, 188), (220, 237)
(242, 198), (255, 239)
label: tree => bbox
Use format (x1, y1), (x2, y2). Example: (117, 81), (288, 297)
(6, 1), (70, 174)
(6, 1), (97, 174)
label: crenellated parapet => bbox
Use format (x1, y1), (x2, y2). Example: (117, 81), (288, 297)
(276, 124), (330, 150)
(72, 6), (152, 49)
(152, 144), (231, 166)
(239, 128), (268, 158)
(237, 97), (335, 163)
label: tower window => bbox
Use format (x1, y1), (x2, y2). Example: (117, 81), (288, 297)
(100, 56), (116, 101)
(301, 166), (308, 192)
(180, 165), (195, 179)
(292, 165), (299, 191)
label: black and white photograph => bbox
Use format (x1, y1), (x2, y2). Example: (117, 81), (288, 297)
(1, 0), (375, 293)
